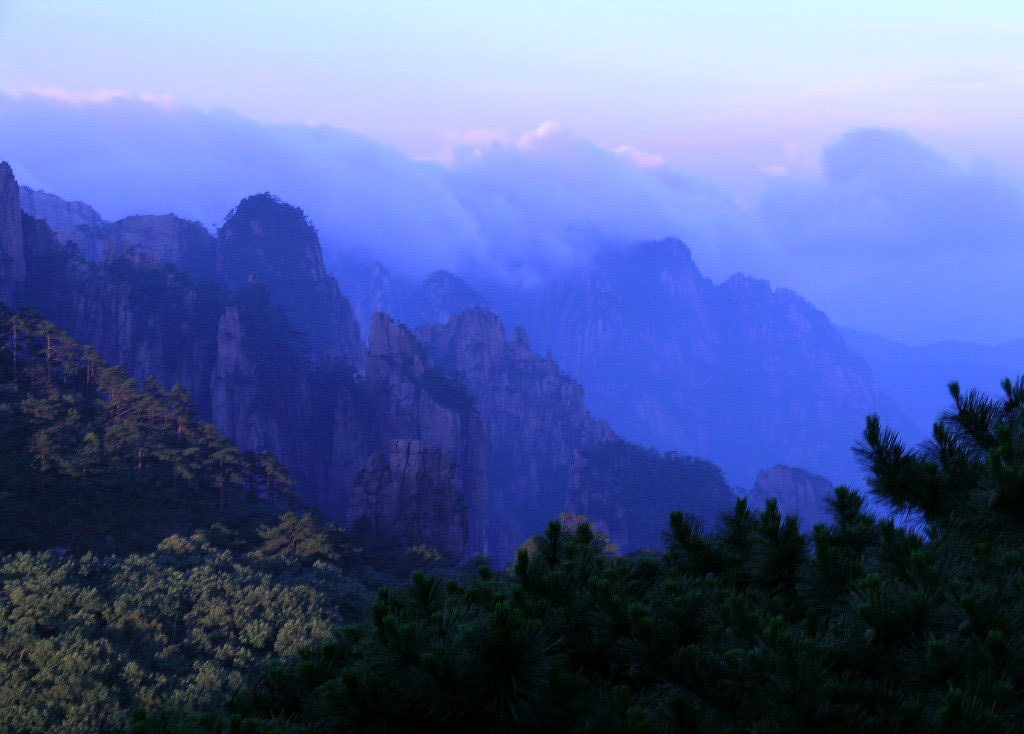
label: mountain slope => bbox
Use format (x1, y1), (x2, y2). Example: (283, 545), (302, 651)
(0, 305), (286, 552)
(840, 326), (1024, 442)
(7, 167), (739, 559)
(487, 239), (895, 487)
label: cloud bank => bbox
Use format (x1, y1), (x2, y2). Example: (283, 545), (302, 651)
(0, 91), (750, 280)
(3, 91), (1024, 344)
(755, 129), (1024, 344)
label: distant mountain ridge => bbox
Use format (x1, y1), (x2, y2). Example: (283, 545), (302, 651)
(840, 326), (1024, 443)
(2, 164), (737, 561)
(336, 239), (910, 489)
(21, 176), (899, 497)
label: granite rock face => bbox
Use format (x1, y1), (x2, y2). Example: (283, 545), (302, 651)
(18, 184), (104, 260)
(103, 215), (216, 277)
(1, 168), (350, 522)
(218, 194), (363, 365)
(353, 312), (488, 559)
(348, 439), (468, 560)
(746, 464), (836, 531)
(417, 307), (613, 557)
(19, 185), (103, 232)
(493, 238), (892, 487)
(566, 438), (735, 550)
(331, 258), (488, 338)
(2, 166), (489, 560)
(1, 164), (751, 562)
(0, 163), (26, 303)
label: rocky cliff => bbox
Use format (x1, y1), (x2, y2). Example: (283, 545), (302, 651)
(353, 312), (488, 558)
(4, 165), (756, 562)
(104, 215), (216, 277)
(568, 439), (736, 550)
(18, 184), (104, 260)
(416, 307), (613, 556)
(489, 238), (892, 488)
(0, 163), (25, 303)
(348, 439), (469, 560)
(330, 256), (488, 337)
(1, 164), (486, 560)
(745, 465), (835, 531)
(218, 194), (363, 365)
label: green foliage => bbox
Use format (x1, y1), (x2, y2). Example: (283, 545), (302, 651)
(144, 377), (1024, 733)
(0, 306), (288, 553)
(8, 307), (1024, 734)
(574, 439), (735, 550)
(0, 516), (377, 734)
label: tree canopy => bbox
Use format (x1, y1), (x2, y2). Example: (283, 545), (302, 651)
(136, 379), (1024, 733)
(0, 305), (291, 553)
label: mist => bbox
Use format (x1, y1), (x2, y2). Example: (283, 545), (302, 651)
(3, 91), (1024, 345)
(756, 129), (1024, 344)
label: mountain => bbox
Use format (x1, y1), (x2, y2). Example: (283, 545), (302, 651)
(481, 239), (899, 489)
(0, 162), (26, 303)
(337, 239), (906, 491)
(3, 165), (736, 561)
(330, 252), (488, 337)
(217, 194), (363, 364)
(745, 465), (835, 532)
(0, 305), (284, 553)
(417, 307), (614, 552)
(345, 312), (488, 558)
(840, 326), (1024, 443)
(19, 183), (105, 259)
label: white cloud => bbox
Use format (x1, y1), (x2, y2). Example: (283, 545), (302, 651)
(516, 120), (565, 151)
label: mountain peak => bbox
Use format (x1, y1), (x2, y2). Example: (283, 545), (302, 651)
(219, 193), (327, 282)
(218, 193), (362, 362)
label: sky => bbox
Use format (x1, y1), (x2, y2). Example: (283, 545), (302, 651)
(3, 1), (1023, 190)
(2, 1), (1024, 344)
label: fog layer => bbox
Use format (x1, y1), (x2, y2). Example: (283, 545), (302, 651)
(3, 91), (1023, 344)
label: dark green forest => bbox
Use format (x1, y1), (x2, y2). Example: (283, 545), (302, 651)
(5, 306), (1024, 732)
(0, 305), (290, 553)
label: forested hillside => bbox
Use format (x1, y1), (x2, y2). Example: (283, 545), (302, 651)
(0, 306), (289, 552)
(0, 306), (400, 732)
(140, 379), (1024, 733)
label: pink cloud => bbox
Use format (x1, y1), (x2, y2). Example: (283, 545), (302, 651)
(5, 85), (178, 110)
(614, 145), (665, 170)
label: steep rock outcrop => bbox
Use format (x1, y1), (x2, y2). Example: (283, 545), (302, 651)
(4, 162), (489, 548)
(19, 185), (104, 259)
(349, 312), (488, 559)
(348, 439), (468, 559)
(218, 194), (363, 365)
(568, 439), (735, 550)
(493, 238), (888, 487)
(104, 215), (216, 278)
(410, 270), (488, 327)
(0, 162), (26, 303)
(2, 167), (354, 522)
(746, 465), (835, 531)
(19, 185), (103, 232)
(18, 215), (222, 412)
(2, 164), (744, 562)
(416, 307), (612, 556)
